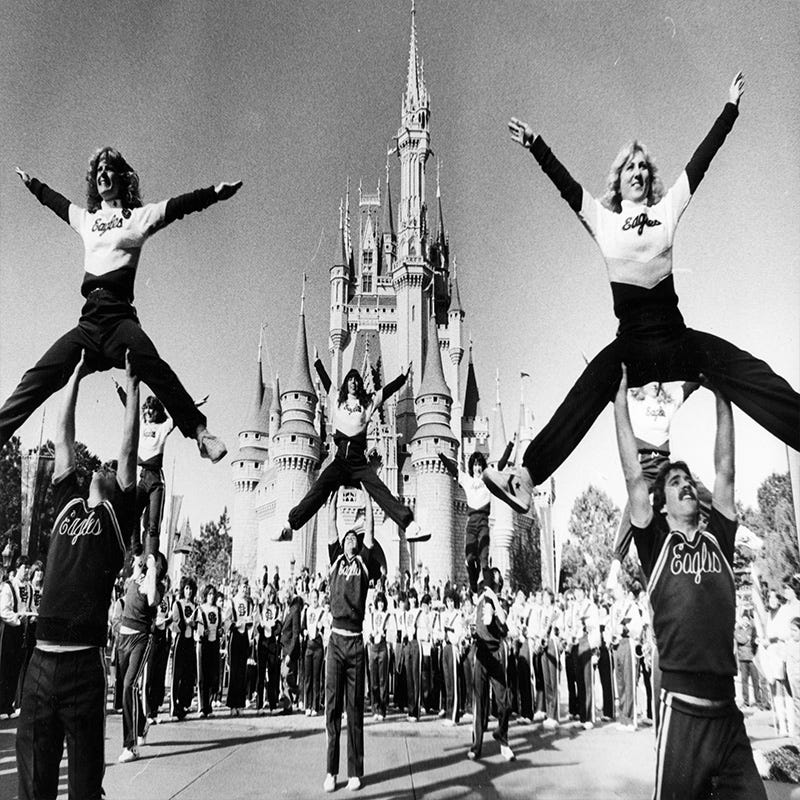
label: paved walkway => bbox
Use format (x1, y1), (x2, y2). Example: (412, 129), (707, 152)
(2, 705), (798, 799)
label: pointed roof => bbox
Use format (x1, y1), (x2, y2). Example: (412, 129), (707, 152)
(435, 160), (446, 246)
(490, 371), (508, 463)
(405, 0), (425, 109)
(334, 198), (347, 266)
(417, 313), (451, 399)
(462, 341), (480, 418)
(448, 257), (462, 314)
(241, 354), (265, 434)
(269, 375), (282, 419)
(382, 156), (395, 239)
(285, 280), (315, 397)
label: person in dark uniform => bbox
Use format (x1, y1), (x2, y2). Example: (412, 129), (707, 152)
(196, 584), (222, 718)
(255, 584), (281, 713)
(170, 576), (197, 720)
(226, 581), (254, 716)
(323, 487), (380, 793)
(614, 363), (766, 799)
(16, 351), (138, 800)
(145, 575), (171, 725)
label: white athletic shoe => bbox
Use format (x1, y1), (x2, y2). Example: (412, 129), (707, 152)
(533, 711), (547, 722)
(441, 719), (457, 727)
(323, 774), (336, 793)
(404, 521), (431, 543)
(500, 744), (516, 762)
(482, 467), (533, 514)
(615, 722), (636, 732)
(582, 721), (594, 730)
(347, 776), (362, 791)
(542, 717), (559, 730)
(467, 749), (478, 761)
(118, 747), (139, 763)
(198, 432), (228, 463)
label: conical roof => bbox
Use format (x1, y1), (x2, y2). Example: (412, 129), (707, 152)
(462, 345), (480, 418)
(417, 312), (451, 399)
(448, 258), (462, 314)
(240, 356), (265, 434)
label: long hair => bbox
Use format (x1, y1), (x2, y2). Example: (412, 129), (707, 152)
(142, 395), (168, 424)
(86, 147), (142, 212)
(467, 451), (487, 477)
(337, 368), (371, 408)
(651, 460), (693, 515)
(599, 140), (665, 213)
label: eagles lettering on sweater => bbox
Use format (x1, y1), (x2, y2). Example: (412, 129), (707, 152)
(529, 102), (738, 322)
(37, 470), (134, 646)
(327, 542), (381, 633)
(633, 506), (737, 698)
(26, 178), (219, 302)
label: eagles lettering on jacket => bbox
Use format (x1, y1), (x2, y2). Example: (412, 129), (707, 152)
(327, 541), (381, 634)
(37, 469), (134, 647)
(26, 178), (220, 303)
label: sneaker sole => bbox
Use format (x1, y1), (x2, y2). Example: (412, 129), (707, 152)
(405, 532), (431, 543)
(482, 475), (528, 514)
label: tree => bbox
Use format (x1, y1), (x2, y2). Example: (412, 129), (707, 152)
(743, 472), (799, 588)
(184, 508), (232, 588)
(0, 438), (22, 547)
(509, 514), (542, 595)
(560, 485), (625, 591)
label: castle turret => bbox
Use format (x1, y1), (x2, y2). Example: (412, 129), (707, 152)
(447, 258), (464, 441)
(266, 285), (321, 578)
(489, 372), (514, 582)
(231, 332), (271, 578)
(461, 340), (489, 461)
(410, 310), (458, 582)
(380, 157), (396, 274)
(329, 201), (350, 390)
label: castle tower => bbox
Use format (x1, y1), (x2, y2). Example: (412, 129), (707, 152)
(461, 340), (489, 462)
(231, 332), (271, 578)
(489, 371), (514, 581)
(266, 284), (321, 576)
(381, 157), (396, 274)
(329, 201), (350, 390)
(393, 1), (432, 446)
(410, 309), (458, 582)
(447, 258), (464, 441)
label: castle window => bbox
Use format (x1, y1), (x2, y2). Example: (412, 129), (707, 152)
(362, 273), (373, 294)
(291, 435), (296, 442)
(254, 433), (260, 440)
(363, 250), (374, 269)
(434, 438), (439, 445)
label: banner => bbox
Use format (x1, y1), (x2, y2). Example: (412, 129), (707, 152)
(534, 478), (558, 593)
(789, 447), (800, 554)
(174, 516), (194, 554)
(20, 448), (54, 560)
(165, 494), (183, 561)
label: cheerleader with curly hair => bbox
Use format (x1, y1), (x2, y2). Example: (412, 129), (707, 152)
(4, 147), (241, 463)
(484, 72), (800, 514)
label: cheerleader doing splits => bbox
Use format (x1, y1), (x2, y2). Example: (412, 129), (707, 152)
(484, 72), (800, 513)
(281, 362), (428, 542)
(4, 148), (241, 462)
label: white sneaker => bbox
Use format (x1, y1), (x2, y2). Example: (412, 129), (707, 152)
(500, 744), (516, 761)
(582, 721), (594, 730)
(118, 747), (139, 763)
(482, 467), (532, 513)
(405, 521), (430, 543)
(323, 774), (336, 793)
(347, 776), (362, 791)
(198, 432), (228, 463)
(542, 717), (559, 730)
(533, 711), (547, 722)
(137, 736), (147, 746)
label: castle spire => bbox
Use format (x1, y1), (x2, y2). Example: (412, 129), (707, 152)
(448, 256), (462, 314)
(382, 155), (395, 238)
(463, 338), (480, 418)
(417, 311), (451, 400)
(285, 276), (316, 398)
(490, 369), (508, 463)
(405, 0), (425, 111)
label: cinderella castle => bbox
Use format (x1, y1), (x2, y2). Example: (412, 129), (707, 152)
(230, 4), (552, 587)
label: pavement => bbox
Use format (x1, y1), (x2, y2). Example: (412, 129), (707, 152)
(1, 703), (799, 799)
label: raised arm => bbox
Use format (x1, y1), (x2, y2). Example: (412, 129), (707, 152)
(711, 384), (735, 518)
(437, 452), (459, 478)
(140, 554), (160, 607)
(613, 364), (652, 528)
(54, 354), (92, 478)
(508, 118), (583, 213)
(313, 353), (333, 395)
(159, 180), (243, 229)
(684, 72), (743, 193)
(372, 364), (411, 410)
(497, 433), (517, 471)
(117, 351), (140, 490)
(362, 485), (374, 551)
(17, 169), (73, 224)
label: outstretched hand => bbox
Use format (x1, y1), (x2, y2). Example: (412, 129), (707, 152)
(508, 117), (536, 150)
(124, 349), (140, 387)
(74, 350), (95, 380)
(728, 71), (745, 106)
(615, 363), (629, 403)
(15, 167), (31, 186)
(215, 180), (243, 200)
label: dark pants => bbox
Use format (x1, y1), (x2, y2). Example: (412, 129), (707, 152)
(145, 627), (170, 719)
(0, 621), (24, 715)
(640, 655), (654, 721)
(615, 639), (636, 724)
(465, 509), (491, 593)
(654, 692), (766, 800)
(117, 631), (151, 749)
(441, 643), (461, 723)
(471, 644), (511, 756)
(305, 637), (324, 713)
(280, 645), (299, 708)
(198, 639), (220, 715)
(516, 641), (534, 720)
(565, 646), (579, 717)
(575, 637), (594, 724)
(326, 632), (366, 779)
(367, 642), (388, 716)
(226, 629), (249, 709)
(532, 649), (546, 713)
(136, 466), (165, 556)
(522, 322), (800, 486)
(543, 640), (560, 720)
(404, 640), (422, 718)
(170, 634), (196, 718)
(598, 640), (615, 719)
(17, 647), (106, 800)
(739, 660), (762, 707)
(288, 448), (413, 532)
(256, 636), (280, 710)
(0, 290), (206, 449)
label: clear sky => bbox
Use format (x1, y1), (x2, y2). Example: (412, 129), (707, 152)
(1, 1), (798, 540)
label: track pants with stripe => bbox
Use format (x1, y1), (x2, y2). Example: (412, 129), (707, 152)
(17, 647), (106, 800)
(117, 631), (151, 749)
(145, 627), (170, 719)
(198, 639), (220, 716)
(654, 692), (766, 800)
(471, 643), (511, 756)
(367, 641), (388, 717)
(441, 643), (461, 723)
(542, 639), (560, 721)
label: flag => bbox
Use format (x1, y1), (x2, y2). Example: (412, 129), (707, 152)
(520, 371), (530, 378)
(20, 448), (54, 560)
(173, 517), (194, 555)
